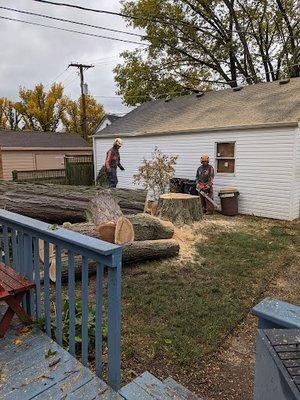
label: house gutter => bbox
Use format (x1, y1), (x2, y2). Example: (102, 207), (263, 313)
(94, 121), (299, 139)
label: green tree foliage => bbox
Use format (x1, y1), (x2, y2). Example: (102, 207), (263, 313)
(115, 0), (300, 105)
(0, 98), (21, 130)
(61, 95), (105, 140)
(15, 83), (65, 131)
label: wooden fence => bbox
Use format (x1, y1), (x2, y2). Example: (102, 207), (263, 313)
(12, 154), (94, 186)
(65, 154), (94, 186)
(12, 169), (67, 184)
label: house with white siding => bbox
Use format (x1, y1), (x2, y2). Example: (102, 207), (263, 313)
(93, 78), (300, 221)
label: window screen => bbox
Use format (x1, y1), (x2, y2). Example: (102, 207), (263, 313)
(216, 142), (235, 173)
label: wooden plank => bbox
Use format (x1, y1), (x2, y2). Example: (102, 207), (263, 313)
(284, 359), (300, 368)
(133, 371), (182, 399)
(288, 367), (300, 376)
(278, 352), (300, 360)
(252, 300), (300, 329)
(0, 264), (35, 292)
(275, 344), (300, 352)
(265, 328), (300, 345)
(163, 377), (200, 400)
(119, 381), (155, 400)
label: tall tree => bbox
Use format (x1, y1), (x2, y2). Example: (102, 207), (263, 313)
(15, 83), (65, 131)
(61, 95), (104, 140)
(115, 0), (300, 106)
(0, 98), (21, 130)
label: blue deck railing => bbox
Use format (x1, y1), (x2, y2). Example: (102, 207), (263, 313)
(0, 209), (122, 391)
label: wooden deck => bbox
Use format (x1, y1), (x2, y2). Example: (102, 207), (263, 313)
(0, 321), (121, 399)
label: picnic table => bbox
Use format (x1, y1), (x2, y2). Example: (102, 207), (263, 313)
(0, 263), (35, 337)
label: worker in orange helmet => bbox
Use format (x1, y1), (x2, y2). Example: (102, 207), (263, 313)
(196, 154), (215, 214)
(105, 138), (125, 188)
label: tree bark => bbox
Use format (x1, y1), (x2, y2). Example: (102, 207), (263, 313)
(157, 193), (203, 226)
(0, 181), (146, 223)
(52, 239), (179, 282)
(63, 213), (174, 241)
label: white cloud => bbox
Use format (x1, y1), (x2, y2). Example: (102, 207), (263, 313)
(0, 0), (140, 114)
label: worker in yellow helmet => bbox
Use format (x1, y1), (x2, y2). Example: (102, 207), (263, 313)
(105, 138), (125, 188)
(196, 154), (215, 214)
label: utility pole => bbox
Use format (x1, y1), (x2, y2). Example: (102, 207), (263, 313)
(68, 63), (94, 141)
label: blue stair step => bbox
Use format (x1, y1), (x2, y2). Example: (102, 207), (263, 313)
(119, 371), (201, 400)
(163, 377), (201, 400)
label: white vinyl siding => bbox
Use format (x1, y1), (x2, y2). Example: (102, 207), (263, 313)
(94, 126), (298, 220)
(290, 126), (300, 219)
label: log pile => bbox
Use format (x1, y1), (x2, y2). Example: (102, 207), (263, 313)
(0, 181), (146, 223)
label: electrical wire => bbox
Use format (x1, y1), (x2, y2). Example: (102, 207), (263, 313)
(0, 6), (142, 38)
(0, 15), (148, 46)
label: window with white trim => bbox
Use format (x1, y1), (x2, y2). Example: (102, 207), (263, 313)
(216, 142), (235, 173)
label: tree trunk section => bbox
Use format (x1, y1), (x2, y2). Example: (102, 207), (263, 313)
(0, 181), (146, 223)
(53, 239), (179, 282)
(157, 193), (202, 226)
(64, 213), (174, 241)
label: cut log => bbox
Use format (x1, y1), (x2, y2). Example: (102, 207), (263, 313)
(129, 213), (174, 241)
(87, 194), (123, 226)
(157, 193), (203, 226)
(115, 216), (135, 244)
(64, 213), (174, 241)
(56, 239), (180, 281)
(97, 222), (116, 244)
(0, 181), (146, 223)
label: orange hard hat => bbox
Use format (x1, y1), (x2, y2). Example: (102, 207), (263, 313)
(201, 154), (209, 162)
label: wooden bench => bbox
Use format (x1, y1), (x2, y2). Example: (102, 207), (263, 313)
(0, 263), (35, 337)
(252, 298), (300, 329)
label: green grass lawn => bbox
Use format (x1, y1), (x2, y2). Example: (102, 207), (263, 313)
(120, 216), (299, 380)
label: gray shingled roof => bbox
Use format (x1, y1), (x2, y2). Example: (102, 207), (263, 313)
(0, 131), (91, 148)
(95, 78), (300, 137)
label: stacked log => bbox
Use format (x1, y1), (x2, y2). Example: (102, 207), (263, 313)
(0, 181), (146, 223)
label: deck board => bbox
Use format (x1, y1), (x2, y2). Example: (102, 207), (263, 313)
(0, 321), (120, 399)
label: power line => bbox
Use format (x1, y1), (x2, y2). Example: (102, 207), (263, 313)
(0, 6), (142, 38)
(0, 15), (148, 46)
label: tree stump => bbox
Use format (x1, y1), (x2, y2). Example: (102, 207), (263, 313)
(157, 193), (202, 226)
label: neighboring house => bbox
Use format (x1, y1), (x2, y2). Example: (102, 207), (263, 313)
(93, 78), (300, 221)
(95, 114), (122, 134)
(0, 131), (92, 180)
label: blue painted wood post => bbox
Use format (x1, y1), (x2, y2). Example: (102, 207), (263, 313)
(107, 249), (122, 391)
(3, 225), (10, 266)
(68, 250), (76, 356)
(81, 256), (89, 366)
(23, 233), (34, 316)
(95, 262), (104, 377)
(55, 245), (63, 346)
(43, 241), (51, 337)
(11, 229), (19, 273)
(33, 237), (41, 320)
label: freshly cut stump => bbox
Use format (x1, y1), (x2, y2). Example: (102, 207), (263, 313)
(157, 193), (202, 226)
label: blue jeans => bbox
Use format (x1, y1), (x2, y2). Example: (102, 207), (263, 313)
(108, 168), (118, 188)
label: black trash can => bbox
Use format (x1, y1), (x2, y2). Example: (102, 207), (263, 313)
(218, 187), (239, 216)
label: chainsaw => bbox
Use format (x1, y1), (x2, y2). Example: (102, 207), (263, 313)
(196, 184), (220, 211)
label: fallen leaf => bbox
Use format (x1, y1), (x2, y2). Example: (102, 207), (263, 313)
(14, 338), (23, 346)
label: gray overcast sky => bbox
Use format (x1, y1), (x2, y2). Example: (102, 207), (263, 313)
(0, 0), (143, 114)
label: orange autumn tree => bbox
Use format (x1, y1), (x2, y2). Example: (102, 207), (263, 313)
(15, 83), (65, 131)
